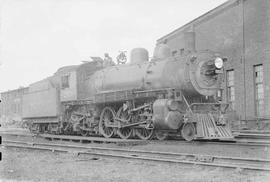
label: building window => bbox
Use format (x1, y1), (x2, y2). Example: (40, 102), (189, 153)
(12, 103), (16, 114)
(254, 64), (264, 117)
(226, 70), (235, 110)
(61, 75), (70, 89)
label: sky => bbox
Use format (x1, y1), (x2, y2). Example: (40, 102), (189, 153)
(0, 0), (227, 92)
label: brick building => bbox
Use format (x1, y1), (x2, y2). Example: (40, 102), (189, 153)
(0, 87), (29, 122)
(157, 0), (270, 122)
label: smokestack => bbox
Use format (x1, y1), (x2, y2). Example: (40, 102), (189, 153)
(184, 32), (196, 53)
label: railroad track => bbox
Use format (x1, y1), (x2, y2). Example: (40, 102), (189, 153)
(233, 130), (270, 134)
(233, 130), (270, 144)
(1, 131), (270, 147)
(2, 139), (270, 171)
(233, 130), (270, 137)
(235, 133), (270, 139)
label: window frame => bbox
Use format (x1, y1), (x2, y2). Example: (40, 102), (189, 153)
(61, 74), (70, 89)
(226, 69), (235, 110)
(254, 64), (264, 117)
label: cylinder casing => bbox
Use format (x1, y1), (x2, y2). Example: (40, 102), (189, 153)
(152, 99), (183, 130)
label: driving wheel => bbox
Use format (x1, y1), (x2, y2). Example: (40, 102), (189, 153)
(116, 106), (132, 139)
(99, 107), (116, 138)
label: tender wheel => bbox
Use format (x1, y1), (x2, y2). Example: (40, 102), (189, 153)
(181, 123), (196, 141)
(29, 123), (38, 134)
(48, 123), (58, 134)
(38, 124), (44, 133)
(155, 131), (168, 140)
(40, 124), (49, 133)
(63, 122), (73, 135)
(116, 106), (132, 139)
(48, 124), (53, 134)
(80, 129), (90, 137)
(135, 128), (154, 140)
(99, 107), (116, 138)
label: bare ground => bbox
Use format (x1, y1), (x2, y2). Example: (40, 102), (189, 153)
(1, 128), (270, 181)
(1, 128), (270, 160)
(0, 148), (270, 182)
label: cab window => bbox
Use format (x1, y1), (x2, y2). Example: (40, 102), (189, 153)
(61, 75), (70, 89)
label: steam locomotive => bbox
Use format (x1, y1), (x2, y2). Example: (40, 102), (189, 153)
(22, 32), (233, 141)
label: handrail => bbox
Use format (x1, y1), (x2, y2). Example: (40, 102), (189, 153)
(182, 94), (193, 114)
(187, 102), (229, 113)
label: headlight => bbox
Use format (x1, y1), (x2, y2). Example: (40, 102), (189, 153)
(214, 57), (223, 69)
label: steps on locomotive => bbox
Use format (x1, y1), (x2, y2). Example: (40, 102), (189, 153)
(194, 113), (233, 140)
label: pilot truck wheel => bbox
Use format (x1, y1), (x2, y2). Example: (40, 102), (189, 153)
(181, 123), (196, 141)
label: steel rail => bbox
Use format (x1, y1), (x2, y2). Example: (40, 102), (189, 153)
(1, 131), (270, 147)
(233, 130), (270, 134)
(154, 139), (270, 147)
(2, 140), (270, 171)
(235, 133), (270, 138)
